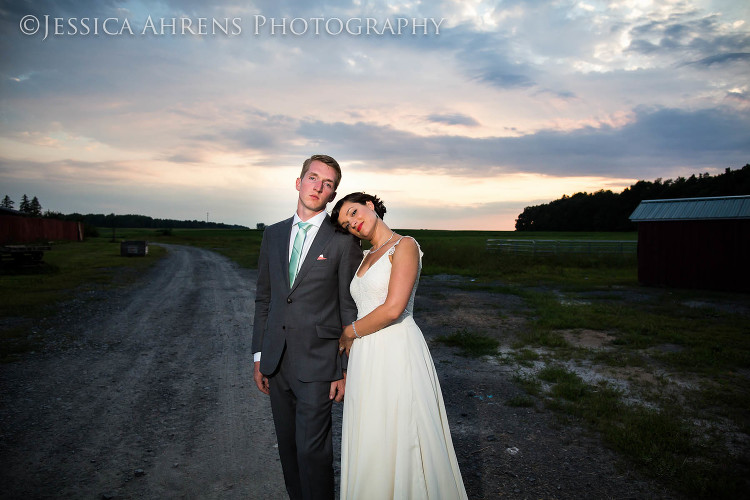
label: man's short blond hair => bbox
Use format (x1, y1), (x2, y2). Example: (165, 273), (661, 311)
(300, 155), (342, 189)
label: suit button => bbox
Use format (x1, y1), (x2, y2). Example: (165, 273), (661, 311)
(287, 298), (293, 304)
(282, 326), (286, 330)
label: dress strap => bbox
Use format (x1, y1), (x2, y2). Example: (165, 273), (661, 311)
(387, 235), (422, 258)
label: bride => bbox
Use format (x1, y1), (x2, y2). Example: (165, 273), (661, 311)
(331, 192), (467, 500)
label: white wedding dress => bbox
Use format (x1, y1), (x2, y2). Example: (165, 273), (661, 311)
(340, 237), (467, 499)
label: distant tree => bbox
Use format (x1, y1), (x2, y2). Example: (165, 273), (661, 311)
(256, 223), (266, 230)
(19, 194), (30, 213)
(515, 163), (750, 231)
(106, 213), (117, 241)
(28, 196), (43, 216)
(1, 195), (13, 209)
(43, 209), (65, 219)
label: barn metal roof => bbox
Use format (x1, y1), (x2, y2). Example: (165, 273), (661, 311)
(629, 195), (750, 221)
(0, 206), (23, 216)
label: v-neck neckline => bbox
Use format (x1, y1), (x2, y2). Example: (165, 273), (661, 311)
(355, 249), (388, 279)
(355, 237), (402, 278)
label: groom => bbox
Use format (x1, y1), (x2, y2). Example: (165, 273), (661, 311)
(252, 154), (362, 500)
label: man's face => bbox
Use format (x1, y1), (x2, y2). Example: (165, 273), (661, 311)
(296, 160), (337, 214)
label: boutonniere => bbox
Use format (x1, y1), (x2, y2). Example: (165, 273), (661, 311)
(317, 254), (327, 260)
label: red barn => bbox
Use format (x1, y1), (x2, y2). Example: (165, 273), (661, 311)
(0, 207), (83, 244)
(629, 195), (750, 292)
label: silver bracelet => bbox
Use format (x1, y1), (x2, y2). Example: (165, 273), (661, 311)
(352, 320), (361, 339)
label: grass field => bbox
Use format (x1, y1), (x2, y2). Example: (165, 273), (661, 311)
(0, 237), (167, 361)
(1, 227), (747, 497)
(82, 227), (640, 285)
(399, 229), (638, 287)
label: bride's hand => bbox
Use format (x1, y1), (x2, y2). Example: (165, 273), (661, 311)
(338, 325), (355, 356)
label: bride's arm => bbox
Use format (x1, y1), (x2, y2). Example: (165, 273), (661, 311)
(341, 237), (420, 344)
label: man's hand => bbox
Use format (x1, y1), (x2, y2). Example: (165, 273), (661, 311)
(329, 373), (346, 402)
(254, 361), (269, 395)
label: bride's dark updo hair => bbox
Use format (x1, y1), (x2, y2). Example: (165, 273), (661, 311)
(331, 192), (387, 233)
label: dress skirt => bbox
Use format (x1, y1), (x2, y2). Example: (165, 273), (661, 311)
(340, 316), (467, 499)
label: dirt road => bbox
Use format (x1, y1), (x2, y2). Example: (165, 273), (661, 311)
(1, 244), (678, 499)
(0, 244), (288, 499)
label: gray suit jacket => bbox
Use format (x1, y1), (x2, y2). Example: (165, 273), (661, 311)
(252, 214), (362, 382)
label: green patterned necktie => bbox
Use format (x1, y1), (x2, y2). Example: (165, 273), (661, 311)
(289, 222), (312, 285)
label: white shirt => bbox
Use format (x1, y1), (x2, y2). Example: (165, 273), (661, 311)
(253, 210), (328, 363)
(288, 210), (327, 277)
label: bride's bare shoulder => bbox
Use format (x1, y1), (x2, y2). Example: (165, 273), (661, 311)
(389, 235), (418, 258)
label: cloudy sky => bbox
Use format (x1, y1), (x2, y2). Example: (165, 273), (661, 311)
(1, 0), (748, 230)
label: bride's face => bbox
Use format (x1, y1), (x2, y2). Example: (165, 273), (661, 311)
(337, 200), (376, 239)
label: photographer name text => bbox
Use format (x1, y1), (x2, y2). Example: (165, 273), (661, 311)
(20, 15), (445, 40)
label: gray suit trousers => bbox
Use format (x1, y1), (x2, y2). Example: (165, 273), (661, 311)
(270, 348), (334, 500)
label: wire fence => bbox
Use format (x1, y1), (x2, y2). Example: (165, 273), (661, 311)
(486, 239), (637, 256)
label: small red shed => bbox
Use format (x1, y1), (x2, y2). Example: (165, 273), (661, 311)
(629, 195), (750, 291)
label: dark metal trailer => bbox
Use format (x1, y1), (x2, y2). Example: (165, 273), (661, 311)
(0, 244), (52, 264)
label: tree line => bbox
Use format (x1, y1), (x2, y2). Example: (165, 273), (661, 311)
(67, 213), (248, 230)
(1, 194), (247, 230)
(514, 163), (750, 231)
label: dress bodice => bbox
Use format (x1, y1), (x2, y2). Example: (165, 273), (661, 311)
(350, 236), (422, 321)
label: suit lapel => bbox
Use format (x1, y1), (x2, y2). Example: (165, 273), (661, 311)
(290, 215), (333, 292)
(277, 217), (294, 289)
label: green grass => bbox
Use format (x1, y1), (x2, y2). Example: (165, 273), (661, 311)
(534, 363), (747, 498)
(399, 229), (638, 287)
(435, 329), (499, 357)
(538, 365), (589, 400)
(506, 394), (536, 407)
(513, 348), (540, 366)
(512, 373), (543, 396)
